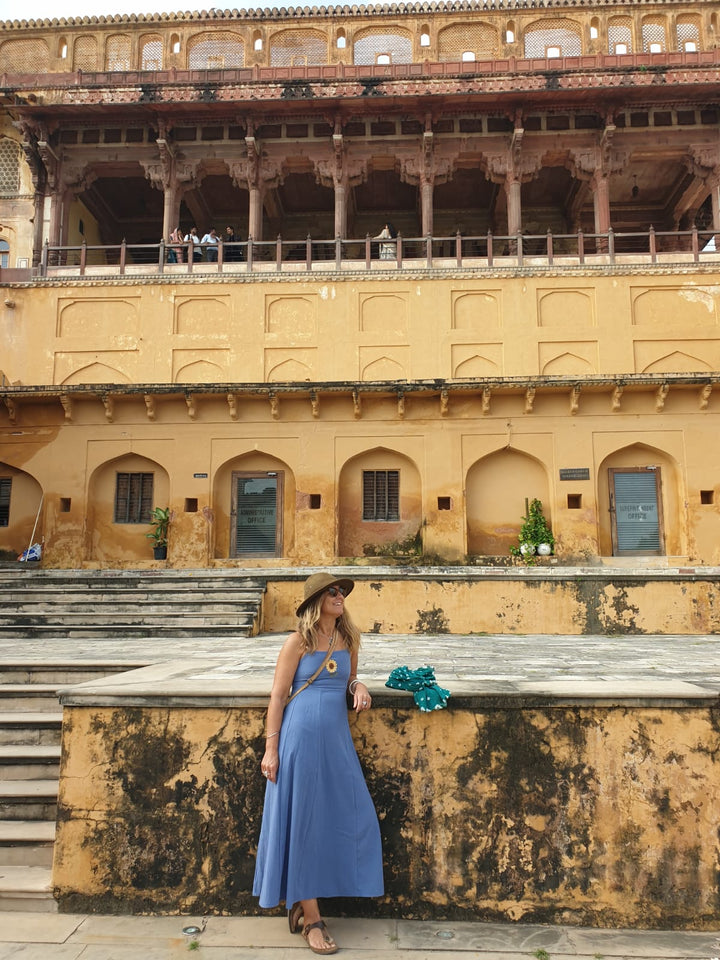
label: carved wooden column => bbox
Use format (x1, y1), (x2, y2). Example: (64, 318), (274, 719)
(313, 130), (366, 239)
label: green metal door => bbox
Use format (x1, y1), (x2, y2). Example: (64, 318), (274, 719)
(609, 467), (664, 556)
(231, 471), (282, 557)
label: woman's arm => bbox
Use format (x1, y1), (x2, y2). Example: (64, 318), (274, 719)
(261, 632), (303, 783)
(347, 648), (372, 713)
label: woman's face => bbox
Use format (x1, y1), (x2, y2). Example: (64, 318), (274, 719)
(320, 586), (345, 619)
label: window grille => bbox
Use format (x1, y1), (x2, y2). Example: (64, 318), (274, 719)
(141, 36), (163, 71)
(0, 38), (50, 73)
(0, 139), (20, 194)
(523, 19), (582, 58)
(676, 18), (700, 51)
(0, 478), (10, 527)
(353, 29), (412, 65)
(608, 18), (633, 55)
(114, 473), (154, 524)
(641, 17), (666, 52)
(188, 32), (245, 69)
(74, 35), (98, 71)
(106, 34), (131, 71)
(438, 23), (499, 61)
(0, 240), (9, 268)
(270, 29), (328, 66)
(363, 470), (400, 521)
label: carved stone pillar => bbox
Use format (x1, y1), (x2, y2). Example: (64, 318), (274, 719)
(505, 176), (522, 236)
(314, 132), (367, 239)
(141, 137), (201, 242)
(227, 133), (283, 242)
(485, 124), (542, 238)
(591, 171), (611, 236)
(16, 121), (48, 267)
(568, 125), (628, 250)
(399, 128), (453, 237)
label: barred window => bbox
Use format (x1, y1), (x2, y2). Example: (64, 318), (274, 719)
(353, 29), (412, 66)
(608, 18), (633, 55)
(74, 35), (98, 71)
(363, 470), (400, 521)
(0, 478), (10, 527)
(0, 38), (50, 73)
(188, 32), (245, 69)
(141, 36), (163, 71)
(642, 17), (666, 53)
(438, 23), (499, 61)
(114, 472), (154, 523)
(0, 139), (20, 194)
(0, 240), (8, 268)
(523, 19), (582, 58)
(270, 29), (327, 66)
(676, 17), (700, 51)
(106, 34), (131, 71)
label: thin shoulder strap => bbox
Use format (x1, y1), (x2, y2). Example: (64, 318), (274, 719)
(286, 633), (335, 706)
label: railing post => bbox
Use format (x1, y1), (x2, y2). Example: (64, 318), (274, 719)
(80, 240), (87, 276)
(40, 239), (48, 277)
(649, 225), (657, 263)
(187, 241), (193, 274)
(608, 227), (615, 263)
(365, 233), (371, 270)
(691, 223), (699, 262)
(396, 232), (403, 267)
(247, 235), (254, 272)
(546, 228), (553, 265)
(516, 232), (523, 267)
(158, 239), (165, 275)
(487, 229), (493, 267)
(577, 228), (585, 264)
(455, 230), (462, 268)
(217, 240), (224, 273)
(335, 235), (342, 271)
(306, 233), (312, 271)
(426, 234), (432, 268)
(276, 234), (283, 270)
(119, 238), (127, 276)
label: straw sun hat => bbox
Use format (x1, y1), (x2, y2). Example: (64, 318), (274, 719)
(296, 572), (355, 617)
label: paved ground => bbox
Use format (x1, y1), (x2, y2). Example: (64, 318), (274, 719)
(4, 912), (720, 960)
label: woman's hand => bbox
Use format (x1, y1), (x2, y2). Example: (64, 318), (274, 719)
(352, 681), (372, 714)
(261, 745), (279, 783)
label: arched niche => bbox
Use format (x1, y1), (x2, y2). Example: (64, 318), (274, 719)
(361, 356), (406, 381)
(0, 462), (43, 557)
(466, 448), (550, 556)
(267, 358), (312, 382)
(61, 362), (130, 385)
(213, 451), (295, 559)
(338, 447), (421, 558)
(597, 443), (680, 557)
(86, 454), (169, 563)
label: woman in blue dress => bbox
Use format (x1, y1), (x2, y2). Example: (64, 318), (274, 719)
(254, 572), (384, 955)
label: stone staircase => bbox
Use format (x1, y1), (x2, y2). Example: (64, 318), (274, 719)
(0, 568), (267, 910)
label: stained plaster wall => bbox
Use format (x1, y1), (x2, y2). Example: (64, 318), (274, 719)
(53, 697), (720, 927)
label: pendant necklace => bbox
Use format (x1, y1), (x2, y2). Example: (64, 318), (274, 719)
(324, 630), (338, 674)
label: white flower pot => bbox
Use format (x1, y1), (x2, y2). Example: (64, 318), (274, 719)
(537, 543), (553, 556)
(519, 543), (536, 556)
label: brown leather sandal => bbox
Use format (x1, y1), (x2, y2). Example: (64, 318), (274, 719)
(302, 919), (338, 955)
(288, 901), (303, 934)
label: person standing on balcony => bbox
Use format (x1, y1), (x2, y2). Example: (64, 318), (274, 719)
(254, 572), (383, 956)
(168, 225), (184, 263)
(225, 225), (242, 261)
(375, 222), (397, 260)
(184, 226), (202, 262)
(201, 227), (219, 262)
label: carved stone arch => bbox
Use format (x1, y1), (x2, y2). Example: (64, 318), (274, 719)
(0, 461), (43, 557)
(466, 447), (550, 556)
(267, 358), (313, 382)
(338, 446), (421, 557)
(86, 453), (169, 563)
(642, 351), (712, 374)
(542, 352), (594, 376)
(175, 359), (224, 382)
(361, 356), (406, 381)
(186, 31), (245, 69)
(61, 363), (130, 385)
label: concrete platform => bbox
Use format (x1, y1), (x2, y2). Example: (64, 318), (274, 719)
(0, 913), (719, 959)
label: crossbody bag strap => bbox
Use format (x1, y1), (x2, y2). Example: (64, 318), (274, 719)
(285, 633), (335, 706)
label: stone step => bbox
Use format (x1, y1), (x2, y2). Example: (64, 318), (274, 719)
(0, 664), (131, 684)
(0, 687), (60, 711)
(0, 821), (55, 867)
(3, 591), (260, 605)
(0, 781), (58, 821)
(0, 604), (258, 619)
(0, 623), (256, 639)
(0, 865), (56, 912)
(0, 746), (61, 781)
(0, 573), (265, 588)
(0, 714), (63, 745)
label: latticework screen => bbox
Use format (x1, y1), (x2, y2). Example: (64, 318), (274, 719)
(523, 19), (582, 58)
(0, 38), (50, 73)
(187, 32), (245, 69)
(641, 16), (666, 52)
(140, 37), (163, 71)
(270, 29), (328, 66)
(353, 28), (413, 65)
(438, 23), (499, 61)
(608, 18), (633, 54)
(106, 34), (131, 71)
(0, 139), (20, 194)
(676, 17), (700, 49)
(73, 35), (98, 71)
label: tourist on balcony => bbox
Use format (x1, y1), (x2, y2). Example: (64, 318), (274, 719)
(184, 226), (202, 262)
(201, 227), (219, 262)
(375, 222), (397, 260)
(168, 225), (184, 264)
(225, 225), (242, 261)
(254, 572), (383, 956)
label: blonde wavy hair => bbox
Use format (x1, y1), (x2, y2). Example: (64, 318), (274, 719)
(297, 592), (361, 655)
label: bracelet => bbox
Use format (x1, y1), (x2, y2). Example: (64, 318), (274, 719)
(348, 679), (360, 693)
(266, 731), (279, 740)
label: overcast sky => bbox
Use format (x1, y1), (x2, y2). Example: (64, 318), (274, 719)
(0, 0), (265, 20)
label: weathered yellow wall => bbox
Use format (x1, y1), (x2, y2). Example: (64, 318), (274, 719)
(53, 698), (720, 927)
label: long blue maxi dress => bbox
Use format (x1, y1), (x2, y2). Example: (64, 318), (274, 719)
(253, 648), (384, 908)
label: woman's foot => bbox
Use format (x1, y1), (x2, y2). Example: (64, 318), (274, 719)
(302, 919), (337, 955)
(288, 901), (303, 933)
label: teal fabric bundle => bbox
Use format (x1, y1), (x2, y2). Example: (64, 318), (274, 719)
(385, 665), (451, 712)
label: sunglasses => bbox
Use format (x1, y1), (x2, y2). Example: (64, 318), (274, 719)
(327, 586), (347, 598)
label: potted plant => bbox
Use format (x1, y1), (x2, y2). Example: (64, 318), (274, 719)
(510, 498), (555, 560)
(146, 506), (170, 560)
